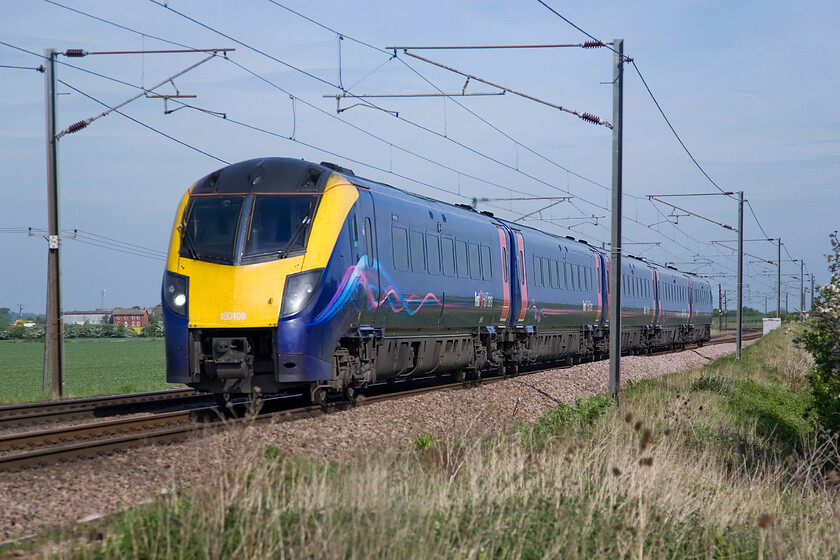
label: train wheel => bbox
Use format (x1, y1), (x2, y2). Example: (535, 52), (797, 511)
(343, 383), (358, 404)
(498, 364), (508, 379)
(214, 392), (232, 411)
(310, 385), (329, 407)
(456, 369), (468, 385)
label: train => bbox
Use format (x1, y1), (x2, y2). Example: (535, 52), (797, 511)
(162, 157), (712, 404)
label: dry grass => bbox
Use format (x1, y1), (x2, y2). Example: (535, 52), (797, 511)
(53, 328), (840, 559)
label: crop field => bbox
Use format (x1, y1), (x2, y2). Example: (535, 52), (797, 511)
(0, 338), (173, 403)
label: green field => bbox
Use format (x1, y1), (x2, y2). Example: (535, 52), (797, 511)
(0, 338), (175, 403)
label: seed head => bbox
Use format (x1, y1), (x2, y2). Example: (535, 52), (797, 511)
(624, 413), (633, 424)
(639, 457), (654, 467)
(641, 429), (653, 451)
(634, 421), (643, 432)
(758, 514), (774, 529)
(612, 466), (622, 477)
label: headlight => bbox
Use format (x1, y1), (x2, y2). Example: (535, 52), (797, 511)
(163, 270), (189, 318)
(280, 269), (323, 318)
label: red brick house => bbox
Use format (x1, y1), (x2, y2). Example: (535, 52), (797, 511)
(111, 308), (149, 329)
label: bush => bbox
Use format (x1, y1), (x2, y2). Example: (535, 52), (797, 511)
(799, 232), (840, 432)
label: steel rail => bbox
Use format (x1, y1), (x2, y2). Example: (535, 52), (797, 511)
(0, 389), (210, 431)
(0, 334), (759, 472)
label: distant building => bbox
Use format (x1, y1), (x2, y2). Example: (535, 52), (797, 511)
(111, 308), (149, 329)
(63, 310), (110, 325)
(148, 304), (164, 318)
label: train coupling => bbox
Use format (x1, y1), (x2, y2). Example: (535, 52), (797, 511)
(211, 337), (254, 380)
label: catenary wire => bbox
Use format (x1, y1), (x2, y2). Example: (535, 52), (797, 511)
(29, 6), (773, 293)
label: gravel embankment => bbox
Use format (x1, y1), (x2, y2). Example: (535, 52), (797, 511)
(0, 342), (748, 543)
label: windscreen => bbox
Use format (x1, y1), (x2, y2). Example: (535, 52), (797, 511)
(244, 194), (320, 258)
(179, 193), (321, 264)
(181, 195), (246, 263)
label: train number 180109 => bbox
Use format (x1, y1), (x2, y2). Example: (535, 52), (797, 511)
(220, 312), (246, 321)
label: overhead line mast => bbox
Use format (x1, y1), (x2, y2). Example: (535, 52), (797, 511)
(41, 46), (232, 398)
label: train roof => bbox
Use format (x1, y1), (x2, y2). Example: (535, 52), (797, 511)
(195, 157), (709, 286)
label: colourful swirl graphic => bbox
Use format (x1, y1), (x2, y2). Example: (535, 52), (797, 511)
(309, 256), (444, 326)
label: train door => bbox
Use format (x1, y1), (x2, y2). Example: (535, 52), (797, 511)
(653, 270), (662, 325)
(591, 249), (607, 327)
(511, 229), (528, 323)
(687, 277), (694, 323)
(495, 224), (512, 326)
(352, 188), (379, 326)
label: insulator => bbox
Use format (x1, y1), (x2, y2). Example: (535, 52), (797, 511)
(580, 113), (601, 125)
(64, 49), (86, 57)
(582, 41), (605, 49)
(66, 120), (89, 134)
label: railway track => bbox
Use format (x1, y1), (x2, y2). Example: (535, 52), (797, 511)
(0, 333), (762, 472)
(0, 382), (450, 472)
(0, 388), (211, 431)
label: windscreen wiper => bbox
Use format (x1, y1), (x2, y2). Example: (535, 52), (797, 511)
(180, 221), (199, 259)
(278, 216), (311, 259)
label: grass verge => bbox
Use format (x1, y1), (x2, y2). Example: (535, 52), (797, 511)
(20, 327), (840, 559)
(0, 338), (171, 403)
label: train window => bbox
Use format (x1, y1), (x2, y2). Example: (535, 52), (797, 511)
(542, 256), (548, 286)
(587, 268), (593, 291)
(468, 243), (481, 280)
(392, 226), (409, 271)
(502, 247), (509, 283)
(410, 230), (426, 272)
(365, 218), (374, 264)
(481, 245), (492, 280)
(549, 259), (558, 288)
(241, 194), (320, 260)
(441, 237), (455, 276)
(519, 250), (525, 284)
(183, 195), (246, 262)
(427, 233), (441, 274)
(571, 265), (579, 291)
(560, 263), (567, 289)
(533, 255), (542, 287)
(456, 240), (469, 278)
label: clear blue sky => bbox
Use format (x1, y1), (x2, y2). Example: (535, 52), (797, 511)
(1, 0), (837, 315)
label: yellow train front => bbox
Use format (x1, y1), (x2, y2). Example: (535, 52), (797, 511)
(162, 158), (362, 398)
